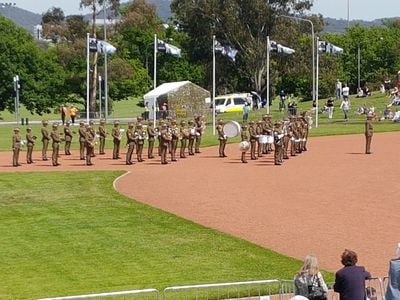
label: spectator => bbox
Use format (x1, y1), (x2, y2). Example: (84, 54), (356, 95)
(144, 102), (149, 120)
(69, 104), (78, 124)
(326, 97), (334, 119)
(161, 102), (168, 119)
(397, 71), (400, 90)
(242, 102), (250, 122)
(334, 249), (371, 300)
(356, 88), (365, 98)
(336, 79), (342, 99)
(294, 254), (328, 299)
(60, 104), (68, 125)
(380, 84), (385, 94)
(340, 98), (350, 121)
(384, 76), (391, 96)
(392, 109), (400, 122)
(383, 106), (394, 120)
(288, 99), (297, 116)
(342, 83), (350, 101)
(279, 89), (286, 112)
(385, 243), (400, 300)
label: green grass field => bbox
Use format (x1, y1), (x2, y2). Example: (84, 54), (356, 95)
(0, 172), (334, 299)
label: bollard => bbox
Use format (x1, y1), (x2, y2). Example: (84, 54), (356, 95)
(21, 118), (25, 125)
(25, 118), (29, 125)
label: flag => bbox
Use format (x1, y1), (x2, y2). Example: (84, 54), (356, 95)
(214, 40), (238, 62)
(88, 38), (117, 55)
(157, 39), (181, 57)
(98, 40), (117, 55)
(318, 41), (343, 54)
(269, 40), (295, 55)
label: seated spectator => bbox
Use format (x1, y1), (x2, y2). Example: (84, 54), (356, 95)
(391, 92), (400, 105)
(357, 88), (366, 98)
(383, 106), (394, 120)
(380, 84), (385, 94)
(385, 243), (400, 300)
(392, 109), (400, 122)
(364, 86), (371, 97)
(294, 254), (328, 299)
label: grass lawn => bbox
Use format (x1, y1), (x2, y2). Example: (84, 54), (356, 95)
(0, 171), (334, 299)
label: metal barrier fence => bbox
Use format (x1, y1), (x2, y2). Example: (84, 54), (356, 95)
(37, 288), (159, 300)
(37, 277), (391, 300)
(163, 279), (282, 300)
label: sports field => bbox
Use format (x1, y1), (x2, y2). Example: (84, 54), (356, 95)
(0, 93), (399, 299)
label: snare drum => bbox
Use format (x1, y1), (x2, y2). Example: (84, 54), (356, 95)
(266, 135), (274, 144)
(223, 121), (241, 138)
(258, 135), (268, 144)
(239, 140), (250, 152)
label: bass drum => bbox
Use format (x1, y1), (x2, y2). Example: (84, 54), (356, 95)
(223, 121), (241, 138)
(239, 140), (250, 152)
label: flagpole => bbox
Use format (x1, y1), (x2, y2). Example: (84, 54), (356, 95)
(316, 36), (319, 128)
(212, 35), (216, 135)
(103, 1), (108, 122)
(86, 32), (90, 124)
(266, 36), (270, 115)
(153, 34), (157, 128)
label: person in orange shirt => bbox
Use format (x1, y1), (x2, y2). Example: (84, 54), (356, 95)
(69, 104), (78, 124)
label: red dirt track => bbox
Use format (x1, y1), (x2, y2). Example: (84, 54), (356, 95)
(1, 133), (399, 277)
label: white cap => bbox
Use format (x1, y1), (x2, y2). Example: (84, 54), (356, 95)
(396, 243), (400, 257)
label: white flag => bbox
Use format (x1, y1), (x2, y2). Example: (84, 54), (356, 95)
(157, 39), (181, 58)
(215, 40), (238, 62)
(98, 40), (117, 55)
(269, 40), (295, 55)
(88, 38), (117, 55)
(318, 41), (343, 54)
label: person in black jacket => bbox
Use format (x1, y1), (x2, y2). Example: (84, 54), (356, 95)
(334, 249), (371, 300)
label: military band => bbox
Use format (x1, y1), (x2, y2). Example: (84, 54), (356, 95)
(50, 123), (61, 166)
(135, 123), (146, 162)
(112, 120), (121, 159)
(78, 121), (86, 160)
(64, 121), (73, 155)
(26, 127), (35, 164)
(12, 127), (21, 167)
(41, 120), (50, 161)
(8, 110), (317, 168)
(98, 119), (106, 155)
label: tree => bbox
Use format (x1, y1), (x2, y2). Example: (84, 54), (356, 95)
(41, 7), (66, 42)
(80, 0), (120, 113)
(171, 0), (314, 96)
(0, 17), (67, 114)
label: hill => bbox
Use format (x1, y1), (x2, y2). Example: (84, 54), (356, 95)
(0, 5), (41, 33)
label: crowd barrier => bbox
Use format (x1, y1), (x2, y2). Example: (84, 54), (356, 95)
(37, 288), (159, 300)
(37, 277), (390, 300)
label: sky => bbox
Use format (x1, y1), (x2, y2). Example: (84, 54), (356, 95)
(7, 0), (400, 21)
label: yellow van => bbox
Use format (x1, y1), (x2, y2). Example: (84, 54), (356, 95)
(215, 93), (252, 113)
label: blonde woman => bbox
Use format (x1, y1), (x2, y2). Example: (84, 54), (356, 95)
(294, 254), (328, 299)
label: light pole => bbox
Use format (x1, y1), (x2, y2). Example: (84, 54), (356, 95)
(13, 75), (20, 124)
(277, 15), (316, 125)
(98, 75), (102, 118)
(103, 1), (108, 122)
(347, 0), (350, 28)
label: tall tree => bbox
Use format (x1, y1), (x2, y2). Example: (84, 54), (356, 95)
(80, 0), (120, 113)
(171, 0), (314, 95)
(0, 17), (67, 114)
